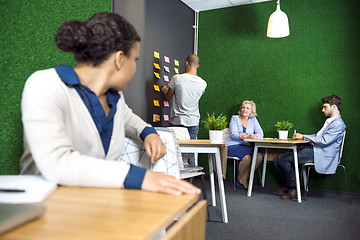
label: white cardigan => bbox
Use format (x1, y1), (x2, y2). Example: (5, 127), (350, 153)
(20, 68), (149, 188)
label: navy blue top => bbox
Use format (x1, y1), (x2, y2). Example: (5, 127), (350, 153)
(55, 65), (156, 189)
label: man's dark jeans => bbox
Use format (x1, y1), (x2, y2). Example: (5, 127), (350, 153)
(273, 145), (314, 187)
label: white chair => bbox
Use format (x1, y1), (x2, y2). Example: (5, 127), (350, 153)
(301, 131), (351, 203)
(119, 128), (210, 219)
(119, 130), (180, 178)
(168, 126), (199, 166)
(229, 155), (263, 192)
(167, 127), (191, 140)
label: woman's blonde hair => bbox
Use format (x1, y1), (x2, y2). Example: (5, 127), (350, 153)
(238, 100), (257, 118)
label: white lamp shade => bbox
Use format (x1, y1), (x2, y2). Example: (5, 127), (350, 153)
(267, 5), (290, 38)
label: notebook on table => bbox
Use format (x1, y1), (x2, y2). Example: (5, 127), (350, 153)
(0, 203), (46, 235)
(0, 175), (57, 204)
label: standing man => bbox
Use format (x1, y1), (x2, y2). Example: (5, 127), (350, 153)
(161, 54), (207, 165)
(272, 95), (346, 200)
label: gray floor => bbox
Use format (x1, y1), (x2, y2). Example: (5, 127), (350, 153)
(194, 178), (360, 240)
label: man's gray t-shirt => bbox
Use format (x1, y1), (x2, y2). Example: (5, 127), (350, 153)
(168, 73), (207, 127)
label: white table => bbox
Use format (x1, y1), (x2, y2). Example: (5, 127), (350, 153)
(177, 139), (228, 223)
(244, 138), (310, 203)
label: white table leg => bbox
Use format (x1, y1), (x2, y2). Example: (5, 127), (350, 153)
(293, 147), (302, 203)
(208, 153), (216, 207)
(302, 167), (308, 192)
(215, 149), (228, 223)
(247, 145), (258, 197)
(261, 148), (268, 187)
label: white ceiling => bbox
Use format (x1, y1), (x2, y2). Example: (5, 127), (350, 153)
(180, 0), (272, 12)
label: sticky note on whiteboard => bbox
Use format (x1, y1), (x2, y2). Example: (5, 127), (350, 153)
(153, 63), (160, 69)
(154, 51), (160, 59)
(153, 100), (160, 106)
(164, 56), (170, 63)
(154, 72), (160, 79)
(153, 85), (160, 91)
(164, 115), (169, 121)
(163, 101), (169, 107)
(174, 68), (179, 74)
(164, 66), (170, 73)
(163, 75), (169, 82)
(153, 114), (160, 122)
(174, 60), (179, 66)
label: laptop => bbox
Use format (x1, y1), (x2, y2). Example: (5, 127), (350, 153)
(0, 204), (46, 235)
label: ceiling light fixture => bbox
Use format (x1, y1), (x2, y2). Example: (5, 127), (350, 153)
(267, 0), (290, 38)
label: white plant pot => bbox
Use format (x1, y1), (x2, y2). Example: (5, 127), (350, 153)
(209, 130), (224, 143)
(278, 130), (288, 140)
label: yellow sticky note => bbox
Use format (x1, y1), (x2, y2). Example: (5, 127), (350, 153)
(153, 100), (160, 106)
(153, 114), (160, 122)
(154, 51), (160, 59)
(153, 63), (160, 69)
(174, 68), (179, 74)
(174, 60), (179, 66)
(153, 85), (160, 91)
(154, 72), (160, 79)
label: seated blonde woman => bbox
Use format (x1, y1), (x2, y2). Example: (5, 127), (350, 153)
(225, 100), (263, 190)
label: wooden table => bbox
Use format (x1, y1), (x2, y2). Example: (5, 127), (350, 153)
(177, 139), (228, 223)
(244, 138), (310, 203)
(1, 187), (202, 240)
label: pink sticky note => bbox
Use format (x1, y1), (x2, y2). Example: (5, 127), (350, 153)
(164, 66), (170, 73)
(164, 115), (169, 121)
(163, 101), (169, 107)
(163, 75), (169, 82)
(164, 56), (170, 63)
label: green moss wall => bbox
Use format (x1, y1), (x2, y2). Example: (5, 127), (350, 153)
(198, 0), (360, 192)
(0, 0), (111, 175)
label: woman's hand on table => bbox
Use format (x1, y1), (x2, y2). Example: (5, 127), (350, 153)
(141, 171), (201, 195)
(240, 133), (259, 139)
(239, 133), (248, 139)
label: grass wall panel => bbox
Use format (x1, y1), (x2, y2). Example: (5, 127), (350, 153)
(0, 0), (111, 174)
(197, 0), (360, 192)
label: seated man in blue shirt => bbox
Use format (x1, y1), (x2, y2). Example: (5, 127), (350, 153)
(272, 95), (346, 200)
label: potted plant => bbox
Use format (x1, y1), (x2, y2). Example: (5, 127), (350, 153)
(202, 113), (228, 143)
(275, 120), (293, 140)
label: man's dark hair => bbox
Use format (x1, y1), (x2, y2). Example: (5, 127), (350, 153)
(322, 94), (342, 111)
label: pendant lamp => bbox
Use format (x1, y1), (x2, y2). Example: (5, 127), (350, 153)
(267, 0), (290, 38)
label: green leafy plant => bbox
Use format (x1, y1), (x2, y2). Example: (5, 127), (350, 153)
(275, 120), (293, 132)
(202, 112), (228, 130)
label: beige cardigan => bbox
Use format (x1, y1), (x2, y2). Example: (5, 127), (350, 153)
(20, 68), (149, 188)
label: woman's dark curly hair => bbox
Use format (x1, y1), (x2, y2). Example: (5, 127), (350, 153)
(54, 12), (140, 66)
